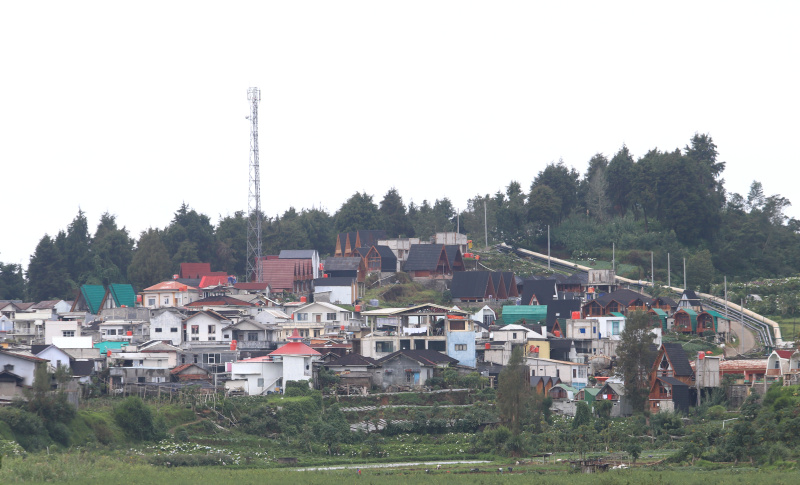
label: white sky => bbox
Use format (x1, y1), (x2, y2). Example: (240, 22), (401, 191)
(2, 1), (799, 268)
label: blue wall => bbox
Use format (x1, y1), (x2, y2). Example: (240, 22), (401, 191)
(446, 331), (476, 367)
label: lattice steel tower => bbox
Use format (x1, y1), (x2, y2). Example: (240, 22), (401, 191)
(246, 87), (263, 282)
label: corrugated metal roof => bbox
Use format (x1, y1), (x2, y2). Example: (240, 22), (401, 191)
(80, 285), (106, 314)
(109, 284), (136, 307)
(498, 305), (548, 326)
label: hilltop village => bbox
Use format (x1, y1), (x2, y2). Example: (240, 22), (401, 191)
(3, 229), (787, 418)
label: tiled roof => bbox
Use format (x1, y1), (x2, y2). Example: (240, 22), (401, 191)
(377, 349), (458, 366)
(180, 263), (212, 279)
(323, 257), (363, 271)
(326, 354), (379, 367)
(185, 296), (255, 307)
(199, 275), (229, 288)
(31, 300), (61, 310)
(144, 281), (196, 291)
(269, 341), (321, 356)
(719, 359), (768, 371)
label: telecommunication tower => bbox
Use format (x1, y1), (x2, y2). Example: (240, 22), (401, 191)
(246, 87), (263, 282)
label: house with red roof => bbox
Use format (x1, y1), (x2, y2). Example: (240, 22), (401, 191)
(224, 329), (321, 395)
(257, 258), (314, 296)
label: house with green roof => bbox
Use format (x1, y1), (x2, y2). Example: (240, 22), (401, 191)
(70, 284), (137, 315)
(496, 305), (547, 326)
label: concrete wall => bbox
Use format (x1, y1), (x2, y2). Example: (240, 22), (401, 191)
(379, 355), (433, 390)
(447, 329), (475, 367)
(150, 311), (183, 345)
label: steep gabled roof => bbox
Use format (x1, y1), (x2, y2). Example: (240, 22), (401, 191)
(596, 288), (652, 307)
(546, 299), (582, 330)
(356, 230), (387, 248)
(404, 245), (448, 272)
(502, 272), (519, 297)
(79, 285), (107, 314)
(444, 245), (463, 270)
(520, 279), (558, 305)
(490, 272), (507, 299)
(108, 284), (136, 307)
(657, 343), (693, 377)
(450, 272), (493, 299)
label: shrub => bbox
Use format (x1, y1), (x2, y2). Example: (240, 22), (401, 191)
(113, 397), (165, 442)
(707, 405), (726, 420)
(0, 407), (50, 451)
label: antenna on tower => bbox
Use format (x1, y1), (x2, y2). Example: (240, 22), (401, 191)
(246, 87), (263, 283)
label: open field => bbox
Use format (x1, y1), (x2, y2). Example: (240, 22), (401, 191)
(1, 452), (799, 485)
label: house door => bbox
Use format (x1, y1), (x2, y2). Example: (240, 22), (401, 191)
(414, 372), (420, 385)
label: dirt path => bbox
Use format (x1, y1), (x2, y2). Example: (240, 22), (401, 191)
(725, 324), (756, 357)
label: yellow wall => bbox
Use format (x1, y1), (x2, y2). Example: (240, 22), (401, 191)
(526, 338), (550, 360)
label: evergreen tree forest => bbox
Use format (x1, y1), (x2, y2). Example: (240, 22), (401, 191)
(7, 133), (800, 300)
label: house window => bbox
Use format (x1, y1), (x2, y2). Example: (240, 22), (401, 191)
(454, 344), (467, 351)
(593, 327), (596, 334)
(612, 321), (620, 336)
(191, 325), (199, 334)
(138, 377), (146, 383)
(258, 378), (264, 387)
(326, 313), (337, 321)
(107, 329), (117, 336)
(163, 297), (170, 305)
(148, 298), (156, 306)
(170, 327), (178, 333)
(248, 332), (259, 341)
(579, 328), (586, 334)
(155, 328), (163, 333)
(512, 332), (517, 339)
(203, 353), (221, 364)
(483, 314), (495, 326)
(375, 341), (394, 353)
(573, 369), (577, 379)
(62, 330), (75, 337)
(343, 313), (350, 321)
(208, 325), (216, 334)
(296, 313), (308, 321)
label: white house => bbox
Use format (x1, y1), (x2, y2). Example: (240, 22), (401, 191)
(150, 308), (187, 345)
(289, 301), (352, 339)
(182, 310), (231, 343)
(472, 305), (496, 326)
(44, 320), (82, 345)
(225, 329), (321, 395)
(0, 349), (48, 402)
(525, 356), (590, 390)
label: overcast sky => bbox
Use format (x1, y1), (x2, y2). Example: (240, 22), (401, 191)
(2, 1), (798, 269)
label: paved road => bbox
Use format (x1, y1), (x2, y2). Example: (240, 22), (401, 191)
(725, 322), (756, 357)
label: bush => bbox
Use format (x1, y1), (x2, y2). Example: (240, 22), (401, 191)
(0, 407), (50, 451)
(113, 397), (165, 442)
(707, 405), (726, 420)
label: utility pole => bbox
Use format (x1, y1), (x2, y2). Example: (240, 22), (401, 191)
(484, 201), (488, 249)
(668, 253), (671, 288)
(740, 299), (744, 355)
(683, 258), (687, 290)
(724, 276), (729, 344)
(547, 225), (551, 270)
(612, 243), (615, 273)
(651, 251), (654, 288)
(246, 87), (263, 282)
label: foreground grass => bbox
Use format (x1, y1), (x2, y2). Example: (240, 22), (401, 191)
(1, 453), (799, 485)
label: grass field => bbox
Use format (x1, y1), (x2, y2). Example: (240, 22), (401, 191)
(1, 452), (799, 485)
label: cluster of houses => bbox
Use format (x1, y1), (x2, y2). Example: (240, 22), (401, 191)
(1, 230), (795, 414)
